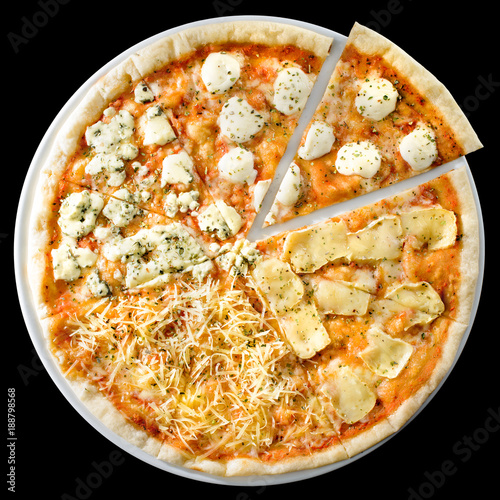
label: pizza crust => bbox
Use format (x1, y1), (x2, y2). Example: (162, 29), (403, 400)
(347, 23), (482, 155)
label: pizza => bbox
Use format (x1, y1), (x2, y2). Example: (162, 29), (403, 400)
(26, 20), (482, 478)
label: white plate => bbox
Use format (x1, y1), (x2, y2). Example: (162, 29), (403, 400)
(14, 15), (484, 487)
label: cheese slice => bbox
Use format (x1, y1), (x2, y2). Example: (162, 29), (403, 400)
(321, 365), (376, 424)
(278, 298), (330, 359)
(282, 220), (347, 273)
(401, 208), (457, 250)
(347, 215), (402, 261)
(314, 279), (372, 316)
(252, 258), (304, 314)
(360, 326), (413, 379)
(385, 281), (444, 323)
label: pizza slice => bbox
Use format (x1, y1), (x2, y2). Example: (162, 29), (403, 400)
(250, 164), (478, 462)
(49, 21), (333, 238)
(264, 22), (482, 225)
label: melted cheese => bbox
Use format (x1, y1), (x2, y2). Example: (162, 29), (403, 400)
(360, 326), (413, 379)
(273, 66), (312, 115)
(313, 279), (372, 316)
(252, 258), (304, 314)
(321, 364), (376, 424)
(355, 77), (399, 121)
(347, 215), (402, 261)
(278, 298), (331, 359)
(385, 281), (445, 323)
(219, 97), (265, 143)
(282, 220), (347, 273)
(401, 208), (457, 250)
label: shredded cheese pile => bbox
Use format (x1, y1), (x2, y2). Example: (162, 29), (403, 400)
(67, 279), (307, 457)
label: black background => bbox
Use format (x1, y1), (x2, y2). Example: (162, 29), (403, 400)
(5, 0), (499, 498)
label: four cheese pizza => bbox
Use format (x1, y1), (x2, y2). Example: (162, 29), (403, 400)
(27, 20), (481, 477)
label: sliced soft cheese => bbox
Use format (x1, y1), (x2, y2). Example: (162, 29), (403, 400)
(321, 364), (376, 424)
(215, 200), (242, 236)
(219, 97), (265, 142)
(314, 279), (372, 316)
(278, 298), (330, 359)
(298, 120), (336, 160)
(197, 200), (242, 240)
(347, 215), (402, 261)
(360, 326), (413, 379)
(385, 281), (444, 324)
(399, 124), (438, 171)
(355, 77), (399, 121)
(282, 220), (347, 273)
(401, 208), (457, 250)
(252, 258), (304, 314)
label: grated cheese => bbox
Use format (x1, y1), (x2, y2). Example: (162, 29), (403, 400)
(66, 278), (316, 457)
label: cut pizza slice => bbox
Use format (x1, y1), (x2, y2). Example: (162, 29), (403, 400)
(251, 164), (478, 457)
(264, 22), (482, 225)
(48, 21), (333, 237)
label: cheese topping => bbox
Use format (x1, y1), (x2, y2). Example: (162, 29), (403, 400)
(102, 189), (139, 227)
(355, 77), (399, 121)
(164, 191), (200, 218)
(219, 97), (265, 143)
(313, 279), (372, 316)
(401, 208), (457, 250)
(51, 242), (97, 281)
(134, 81), (155, 103)
(85, 110), (138, 186)
(347, 215), (402, 261)
(282, 220), (347, 273)
(335, 141), (382, 178)
(278, 298), (331, 359)
(399, 124), (438, 171)
(253, 179), (272, 212)
(58, 191), (104, 238)
(360, 326), (413, 379)
(321, 364), (376, 424)
(298, 120), (336, 160)
(197, 200), (242, 240)
(201, 52), (241, 94)
(252, 258), (304, 314)
(273, 66), (312, 115)
(161, 151), (195, 186)
(69, 279), (304, 455)
(105, 223), (208, 289)
(385, 281), (445, 324)
(217, 147), (257, 184)
(143, 105), (176, 146)
(275, 162), (302, 206)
